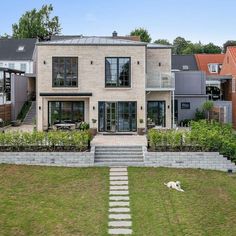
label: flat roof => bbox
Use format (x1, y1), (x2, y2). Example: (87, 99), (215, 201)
(0, 67), (24, 74)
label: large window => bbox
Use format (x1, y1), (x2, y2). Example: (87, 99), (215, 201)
(147, 101), (166, 127)
(105, 57), (131, 87)
(48, 101), (84, 126)
(52, 57), (78, 87)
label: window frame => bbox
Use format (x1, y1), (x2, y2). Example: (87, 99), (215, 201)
(181, 102), (190, 109)
(52, 57), (78, 88)
(48, 101), (85, 126)
(105, 57), (131, 88)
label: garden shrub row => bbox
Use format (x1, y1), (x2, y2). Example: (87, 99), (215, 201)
(0, 130), (92, 152)
(148, 120), (236, 163)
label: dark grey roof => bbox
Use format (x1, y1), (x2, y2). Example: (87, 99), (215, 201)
(172, 55), (198, 71)
(0, 38), (36, 61)
(38, 36), (147, 46)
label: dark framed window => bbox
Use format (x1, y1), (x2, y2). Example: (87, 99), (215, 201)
(181, 102), (190, 109)
(48, 101), (84, 126)
(105, 57), (131, 87)
(52, 57), (78, 87)
(147, 101), (166, 127)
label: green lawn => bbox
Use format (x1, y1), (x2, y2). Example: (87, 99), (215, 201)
(129, 168), (236, 236)
(0, 165), (109, 236)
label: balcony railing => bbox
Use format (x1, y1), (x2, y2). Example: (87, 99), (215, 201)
(146, 72), (175, 90)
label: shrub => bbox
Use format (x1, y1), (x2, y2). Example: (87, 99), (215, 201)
(0, 130), (92, 152)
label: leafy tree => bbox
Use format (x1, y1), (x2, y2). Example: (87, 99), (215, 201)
(202, 101), (214, 121)
(223, 40), (236, 53)
(203, 43), (222, 54)
(173, 37), (190, 54)
(130, 28), (151, 43)
(154, 39), (171, 45)
(0, 33), (11, 39)
(12, 4), (61, 40)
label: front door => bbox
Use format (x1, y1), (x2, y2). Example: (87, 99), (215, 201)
(98, 102), (137, 132)
(147, 101), (166, 127)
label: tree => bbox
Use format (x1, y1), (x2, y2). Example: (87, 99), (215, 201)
(0, 33), (11, 39)
(154, 39), (171, 45)
(223, 40), (236, 53)
(130, 28), (151, 43)
(203, 43), (222, 54)
(202, 101), (214, 121)
(172, 37), (190, 55)
(12, 4), (61, 40)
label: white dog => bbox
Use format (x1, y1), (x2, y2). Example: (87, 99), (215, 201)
(164, 181), (184, 192)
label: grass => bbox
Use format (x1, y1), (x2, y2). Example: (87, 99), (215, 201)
(129, 168), (236, 236)
(0, 165), (109, 236)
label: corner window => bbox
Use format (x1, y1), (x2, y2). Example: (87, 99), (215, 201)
(181, 102), (190, 109)
(52, 57), (78, 87)
(105, 57), (131, 87)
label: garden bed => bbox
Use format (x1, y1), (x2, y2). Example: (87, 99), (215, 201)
(147, 145), (215, 152)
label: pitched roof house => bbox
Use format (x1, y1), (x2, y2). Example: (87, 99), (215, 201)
(220, 47), (236, 128)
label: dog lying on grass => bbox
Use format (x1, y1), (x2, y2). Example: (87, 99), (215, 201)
(164, 181), (184, 192)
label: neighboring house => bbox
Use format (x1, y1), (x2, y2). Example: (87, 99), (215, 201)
(0, 38), (37, 100)
(172, 55), (207, 124)
(0, 67), (27, 121)
(220, 47), (236, 128)
(195, 54), (232, 123)
(36, 33), (174, 132)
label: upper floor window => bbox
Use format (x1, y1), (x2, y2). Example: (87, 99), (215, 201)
(8, 63), (15, 69)
(20, 63), (27, 72)
(105, 57), (131, 87)
(208, 63), (220, 73)
(52, 57), (78, 87)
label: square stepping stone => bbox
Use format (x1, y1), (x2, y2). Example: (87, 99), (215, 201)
(108, 221), (132, 227)
(109, 191), (129, 195)
(110, 168), (127, 172)
(110, 181), (128, 185)
(109, 201), (129, 207)
(109, 214), (131, 220)
(108, 228), (132, 235)
(109, 196), (130, 201)
(110, 186), (128, 190)
(109, 207), (130, 213)
(110, 176), (128, 181)
(110, 172), (127, 176)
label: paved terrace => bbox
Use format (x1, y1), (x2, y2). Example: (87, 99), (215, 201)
(91, 135), (147, 146)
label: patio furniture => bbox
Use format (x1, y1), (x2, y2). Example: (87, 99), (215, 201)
(55, 123), (76, 130)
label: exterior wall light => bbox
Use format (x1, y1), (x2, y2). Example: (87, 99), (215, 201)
(39, 106), (41, 110)
(137, 61), (140, 65)
(140, 106), (143, 110)
(91, 61), (93, 65)
(93, 106), (95, 110)
(43, 61), (46, 65)
(159, 62), (161, 67)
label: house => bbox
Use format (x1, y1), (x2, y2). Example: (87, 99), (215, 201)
(220, 47), (236, 128)
(0, 38), (37, 101)
(195, 54), (232, 123)
(172, 55), (208, 124)
(36, 32), (174, 132)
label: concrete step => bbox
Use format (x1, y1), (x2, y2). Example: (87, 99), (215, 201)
(95, 162), (144, 167)
(95, 158), (143, 162)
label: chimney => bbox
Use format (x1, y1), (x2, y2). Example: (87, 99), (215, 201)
(112, 31), (118, 37)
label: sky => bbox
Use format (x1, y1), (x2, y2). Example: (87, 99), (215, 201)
(0, 0), (236, 46)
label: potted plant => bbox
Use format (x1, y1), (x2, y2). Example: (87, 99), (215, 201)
(89, 119), (97, 136)
(138, 118), (145, 135)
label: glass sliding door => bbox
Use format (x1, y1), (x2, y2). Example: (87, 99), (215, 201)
(147, 101), (166, 127)
(98, 101), (137, 132)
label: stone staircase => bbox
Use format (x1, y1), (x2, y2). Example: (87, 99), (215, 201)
(145, 152), (236, 172)
(95, 146), (144, 166)
(23, 101), (36, 125)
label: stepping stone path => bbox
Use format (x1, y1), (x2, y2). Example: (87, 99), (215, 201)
(108, 167), (132, 235)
